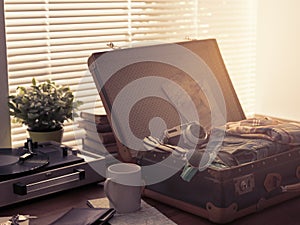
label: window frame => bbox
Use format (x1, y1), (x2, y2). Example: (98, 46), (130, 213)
(0, 0), (11, 148)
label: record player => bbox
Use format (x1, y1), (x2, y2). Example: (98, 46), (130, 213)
(0, 139), (106, 208)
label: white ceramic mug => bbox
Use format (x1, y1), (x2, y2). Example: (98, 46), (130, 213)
(104, 163), (142, 214)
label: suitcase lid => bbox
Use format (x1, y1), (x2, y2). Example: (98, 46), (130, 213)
(88, 39), (245, 161)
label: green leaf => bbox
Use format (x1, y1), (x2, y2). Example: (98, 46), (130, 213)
(8, 77), (83, 130)
(32, 77), (36, 86)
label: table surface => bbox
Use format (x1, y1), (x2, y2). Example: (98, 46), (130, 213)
(0, 183), (299, 225)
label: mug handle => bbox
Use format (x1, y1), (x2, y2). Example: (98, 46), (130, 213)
(104, 178), (117, 208)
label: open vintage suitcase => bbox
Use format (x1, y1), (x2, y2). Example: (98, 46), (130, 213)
(88, 39), (300, 223)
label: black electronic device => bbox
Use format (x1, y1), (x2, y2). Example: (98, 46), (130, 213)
(0, 140), (106, 207)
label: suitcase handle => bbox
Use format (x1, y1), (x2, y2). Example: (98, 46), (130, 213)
(281, 182), (300, 192)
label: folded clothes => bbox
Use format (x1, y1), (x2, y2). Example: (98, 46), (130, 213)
(205, 118), (300, 167)
(145, 118), (300, 182)
(181, 135), (291, 181)
(226, 117), (300, 146)
(216, 136), (289, 166)
(181, 118), (300, 181)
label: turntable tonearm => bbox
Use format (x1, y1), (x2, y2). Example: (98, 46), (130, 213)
(0, 139), (106, 208)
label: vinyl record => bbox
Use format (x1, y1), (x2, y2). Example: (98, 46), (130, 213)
(0, 148), (49, 177)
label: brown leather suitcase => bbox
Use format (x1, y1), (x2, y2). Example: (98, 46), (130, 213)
(88, 39), (300, 223)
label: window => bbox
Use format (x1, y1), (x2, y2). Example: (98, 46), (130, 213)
(196, 0), (257, 116)
(4, 0), (198, 148)
(3, 0), (256, 148)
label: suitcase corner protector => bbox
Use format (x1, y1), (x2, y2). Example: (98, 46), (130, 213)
(206, 202), (238, 224)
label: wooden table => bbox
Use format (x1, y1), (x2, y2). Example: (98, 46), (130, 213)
(0, 183), (299, 225)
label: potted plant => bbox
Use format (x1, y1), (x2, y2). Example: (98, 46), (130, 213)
(8, 78), (83, 143)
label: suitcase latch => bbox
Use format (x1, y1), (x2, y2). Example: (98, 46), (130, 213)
(234, 174), (255, 195)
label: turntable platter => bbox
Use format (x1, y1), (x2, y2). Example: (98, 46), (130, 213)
(0, 148), (49, 177)
(0, 155), (19, 167)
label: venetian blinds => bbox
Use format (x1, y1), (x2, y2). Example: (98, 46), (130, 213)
(196, 0), (257, 116)
(4, 0), (197, 147)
